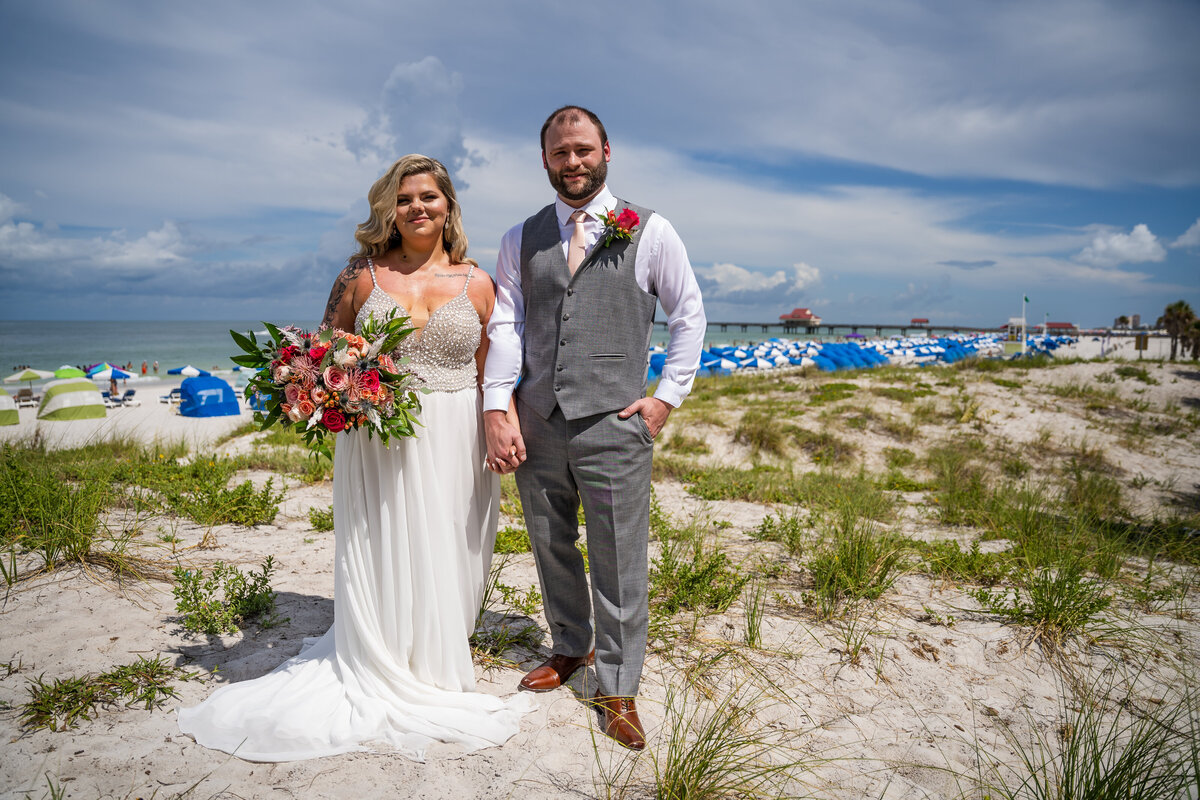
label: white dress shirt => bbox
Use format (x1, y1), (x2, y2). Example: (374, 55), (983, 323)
(483, 186), (706, 412)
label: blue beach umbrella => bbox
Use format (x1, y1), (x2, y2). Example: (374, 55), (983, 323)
(168, 365), (211, 377)
(87, 362), (134, 380)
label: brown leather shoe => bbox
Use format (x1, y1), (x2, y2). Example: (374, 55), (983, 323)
(591, 690), (646, 750)
(518, 650), (595, 693)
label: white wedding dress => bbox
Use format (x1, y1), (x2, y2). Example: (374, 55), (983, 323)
(178, 263), (534, 762)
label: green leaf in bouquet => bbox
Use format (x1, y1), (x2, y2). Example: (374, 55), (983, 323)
(263, 321), (283, 343)
(230, 354), (263, 367)
(230, 329), (258, 355)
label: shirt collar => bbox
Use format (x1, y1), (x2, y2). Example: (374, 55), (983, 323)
(555, 186), (616, 226)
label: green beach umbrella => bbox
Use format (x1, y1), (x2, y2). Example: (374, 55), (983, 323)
(54, 365), (87, 379)
(0, 387), (18, 426)
(36, 378), (106, 421)
(4, 367), (54, 390)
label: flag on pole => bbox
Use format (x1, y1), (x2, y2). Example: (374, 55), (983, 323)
(1024, 295), (1030, 303)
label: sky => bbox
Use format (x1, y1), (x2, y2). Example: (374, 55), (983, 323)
(1, 0), (1198, 329)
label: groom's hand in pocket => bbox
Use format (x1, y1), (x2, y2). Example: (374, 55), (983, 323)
(618, 397), (673, 439)
(484, 409), (526, 473)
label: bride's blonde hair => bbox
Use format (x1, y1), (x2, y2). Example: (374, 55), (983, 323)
(350, 155), (476, 267)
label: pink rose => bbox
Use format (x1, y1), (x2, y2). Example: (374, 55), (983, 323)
(358, 369), (381, 393)
(296, 399), (316, 419)
(311, 386), (328, 405)
(322, 408), (346, 432)
(273, 364), (292, 382)
(377, 354), (396, 374)
(323, 365), (350, 393)
(284, 383), (302, 405)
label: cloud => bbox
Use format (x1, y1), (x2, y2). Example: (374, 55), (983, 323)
(1171, 217), (1200, 249)
(0, 219), (188, 271)
(891, 278), (953, 310)
(693, 261), (822, 304)
(938, 259), (996, 270)
(0, 193), (23, 223)
(344, 57), (478, 182)
(1074, 224), (1166, 267)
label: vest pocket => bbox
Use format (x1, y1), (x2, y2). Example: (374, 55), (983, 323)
(589, 353), (627, 359)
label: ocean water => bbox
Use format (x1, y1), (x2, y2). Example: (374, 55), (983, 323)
(0, 319), (871, 383)
(0, 320), (314, 377)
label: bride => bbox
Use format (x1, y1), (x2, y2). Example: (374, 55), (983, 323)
(178, 155), (534, 762)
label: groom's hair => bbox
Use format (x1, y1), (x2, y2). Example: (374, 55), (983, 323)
(540, 105), (608, 151)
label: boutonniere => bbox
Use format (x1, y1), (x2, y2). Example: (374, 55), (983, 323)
(596, 208), (640, 247)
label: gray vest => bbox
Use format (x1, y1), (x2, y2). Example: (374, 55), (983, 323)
(517, 199), (658, 420)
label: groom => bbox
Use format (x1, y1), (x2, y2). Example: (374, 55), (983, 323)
(483, 105), (705, 749)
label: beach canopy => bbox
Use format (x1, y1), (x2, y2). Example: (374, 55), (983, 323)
(4, 368), (54, 389)
(87, 362), (134, 380)
(169, 365), (211, 377)
(0, 388), (17, 426)
(54, 365), (87, 379)
(36, 378), (106, 421)
(179, 376), (239, 418)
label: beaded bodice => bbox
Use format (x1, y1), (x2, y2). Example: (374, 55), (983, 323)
(354, 259), (481, 392)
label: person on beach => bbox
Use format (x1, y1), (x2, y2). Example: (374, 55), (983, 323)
(178, 155), (532, 762)
(152, 360), (158, 374)
(483, 105), (705, 749)
(109, 376), (118, 398)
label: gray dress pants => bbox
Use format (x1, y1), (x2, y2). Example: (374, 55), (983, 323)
(515, 397), (653, 697)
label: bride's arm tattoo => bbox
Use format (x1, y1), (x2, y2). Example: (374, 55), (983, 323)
(321, 260), (365, 328)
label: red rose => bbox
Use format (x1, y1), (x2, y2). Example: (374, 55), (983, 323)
(616, 209), (639, 230)
(358, 369), (381, 393)
(309, 345), (328, 362)
(278, 345), (299, 363)
(322, 408), (346, 432)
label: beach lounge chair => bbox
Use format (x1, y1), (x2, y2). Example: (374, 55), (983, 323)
(120, 389), (141, 407)
(159, 388), (182, 405)
(103, 391), (122, 409)
(15, 388), (38, 408)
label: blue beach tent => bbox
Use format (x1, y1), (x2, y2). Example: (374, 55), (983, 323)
(179, 376), (240, 417)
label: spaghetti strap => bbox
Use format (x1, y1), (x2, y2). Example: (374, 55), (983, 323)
(460, 264), (475, 293)
(366, 257), (380, 288)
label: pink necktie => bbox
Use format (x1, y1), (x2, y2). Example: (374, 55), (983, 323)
(567, 209), (588, 274)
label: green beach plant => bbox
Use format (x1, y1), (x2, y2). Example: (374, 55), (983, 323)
(20, 655), (197, 732)
(307, 504), (334, 532)
(172, 556), (283, 635)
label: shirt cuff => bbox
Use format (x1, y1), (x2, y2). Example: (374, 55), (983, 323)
(482, 388), (512, 413)
(652, 382), (688, 409)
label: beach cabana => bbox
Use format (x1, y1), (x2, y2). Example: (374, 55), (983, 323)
(36, 378), (106, 420)
(0, 388), (18, 425)
(179, 376), (239, 418)
(53, 365), (87, 379)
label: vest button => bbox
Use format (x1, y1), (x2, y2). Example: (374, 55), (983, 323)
(566, 289), (574, 296)
(562, 314), (570, 321)
(554, 384), (561, 391)
(556, 365), (564, 371)
(560, 339), (566, 346)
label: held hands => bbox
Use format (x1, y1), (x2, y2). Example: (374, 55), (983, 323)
(484, 409), (526, 474)
(618, 397), (673, 439)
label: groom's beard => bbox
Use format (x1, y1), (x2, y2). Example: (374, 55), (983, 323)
(548, 159), (607, 202)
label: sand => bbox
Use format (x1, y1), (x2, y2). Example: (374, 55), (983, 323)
(1, 345), (1197, 799)
(0, 377), (256, 452)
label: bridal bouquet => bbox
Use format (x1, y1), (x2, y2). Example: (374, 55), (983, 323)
(231, 310), (422, 459)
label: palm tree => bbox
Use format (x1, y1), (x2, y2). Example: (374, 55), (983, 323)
(1189, 319), (1200, 360)
(1115, 315), (1130, 329)
(1156, 300), (1196, 360)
